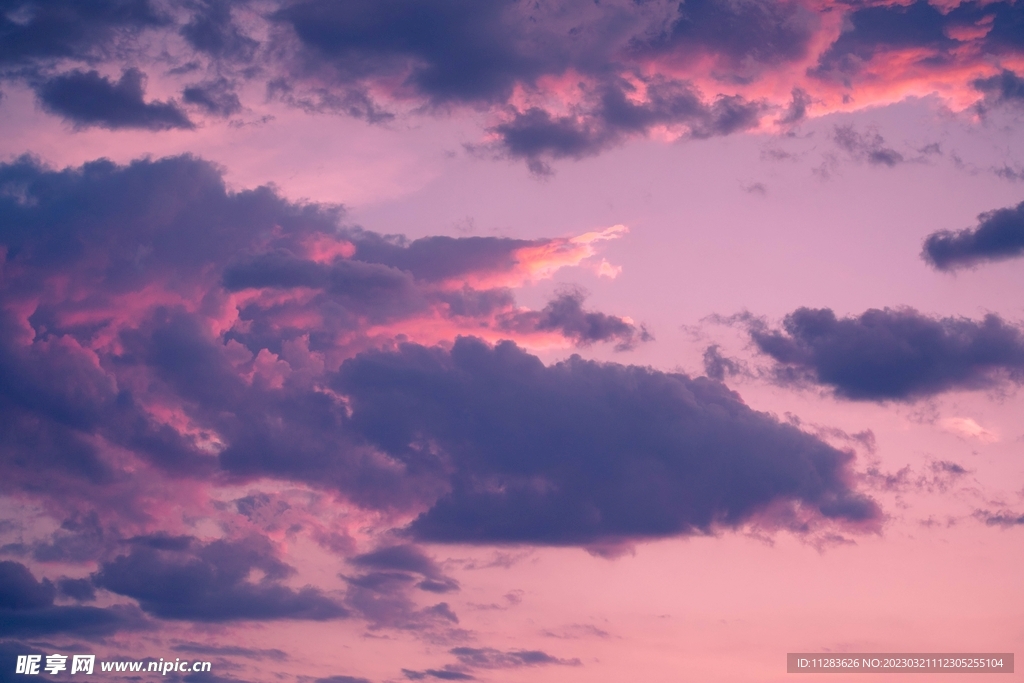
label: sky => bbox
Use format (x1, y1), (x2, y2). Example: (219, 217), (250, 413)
(1, 1), (1023, 682)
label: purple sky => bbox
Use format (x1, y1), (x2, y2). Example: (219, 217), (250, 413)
(1, 1), (1023, 682)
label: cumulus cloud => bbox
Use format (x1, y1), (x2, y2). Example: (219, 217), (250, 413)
(182, 77), (242, 116)
(94, 536), (348, 621)
(748, 307), (1024, 400)
(0, 154), (882, 650)
(490, 79), (764, 170)
(349, 544), (459, 594)
(181, 0), (259, 61)
(0, 154), (635, 517)
(35, 69), (194, 130)
(335, 337), (879, 546)
(0, 0), (166, 67)
(922, 199), (1024, 270)
(498, 290), (651, 351)
(0, 561), (144, 637)
(2, 0), (1022, 166)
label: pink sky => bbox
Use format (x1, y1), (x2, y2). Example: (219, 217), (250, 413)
(0, 1), (1022, 682)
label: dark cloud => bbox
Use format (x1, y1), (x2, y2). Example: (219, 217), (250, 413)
(498, 290), (651, 351)
(0, 561), (143, 637)
(973, 69), (1024, 108)
(749, 307), (1024, 400)
(94, 536), (348, 621)
(0, 302), (214, 490)
(811, 1), (1024, 82)
(2, 155), (636, 517)
(702, 344), (741, 381)
(350, 545), (459, 594)
(0, 561), (54, 609)
(0, 642), (46, 683)
(28, 513), (109, 563)
(271, 0), (779, 166)
(922, 199), (1024, 270)
(273, 0), (812, 107)
(172, 643), (288, 661)
(993, 165), (1024, 182)
(347, 232), (531, 283)
(975, 510), (1024, 527)
(183, 78), (243, 116)
(36, 68), (194, 130)
(351, 545), (439, 579)
(0, 0), (166, 67)
(181, 0), (259, 61)
(641, 0), (817, 71)
(334, 336), (879, 546)
(402, 670), (474, 681)
(981, 1), (1024, 53)
(861, 459), (969, 495)
(57, 577), (96, 602)
(222, 252), (426, 322)
(832, 125), (903, 167)
(449, 647), (580, 669)
(339, 557), (460, 630)
(812, 1), (951, 80)
(778, 87), (811, 125)
(492, 79), (764, 167)
(272, 0), (565, 105)
(2, 154), (875, 561)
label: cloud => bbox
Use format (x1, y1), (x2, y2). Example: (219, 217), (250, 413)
(702, 344), (742, 381)
(272, 0), (555, 105)
(1, 154), (877, 568)
(35, 68), (194, 130)
(182, 78), (242, 116)
(490, 79), (764, 169)
(974, 510), (1024, 527)
(181, 0), (259, 61)
(973, 69), (1024, 108)
(401, 670), (474, 681)
(498, 290), (651, 351)
(334, 336), (879, 546)
(399, 645), (580, 683)
(271, 1), (773, 166)
(922, 199), (1024, 270)
(811, 1), (952, 81)
(57, 577), (97, 602)
(0, 0), (166, 67)
(641, 0), (817, 70)
(832, 125), (904, 167)
(349, 545), (459, 594)
(778, 88), (812, 126)
(94, 536), (348, 621)
(748, 307), (1024, 400)
(0, 154), (633, 519)
(0, 561), (144, 637)
(449, 647), (580, 669)
(315, 677), (373, 683)
(2, 0), (1022, 168)
(342, 563), (462, 631)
